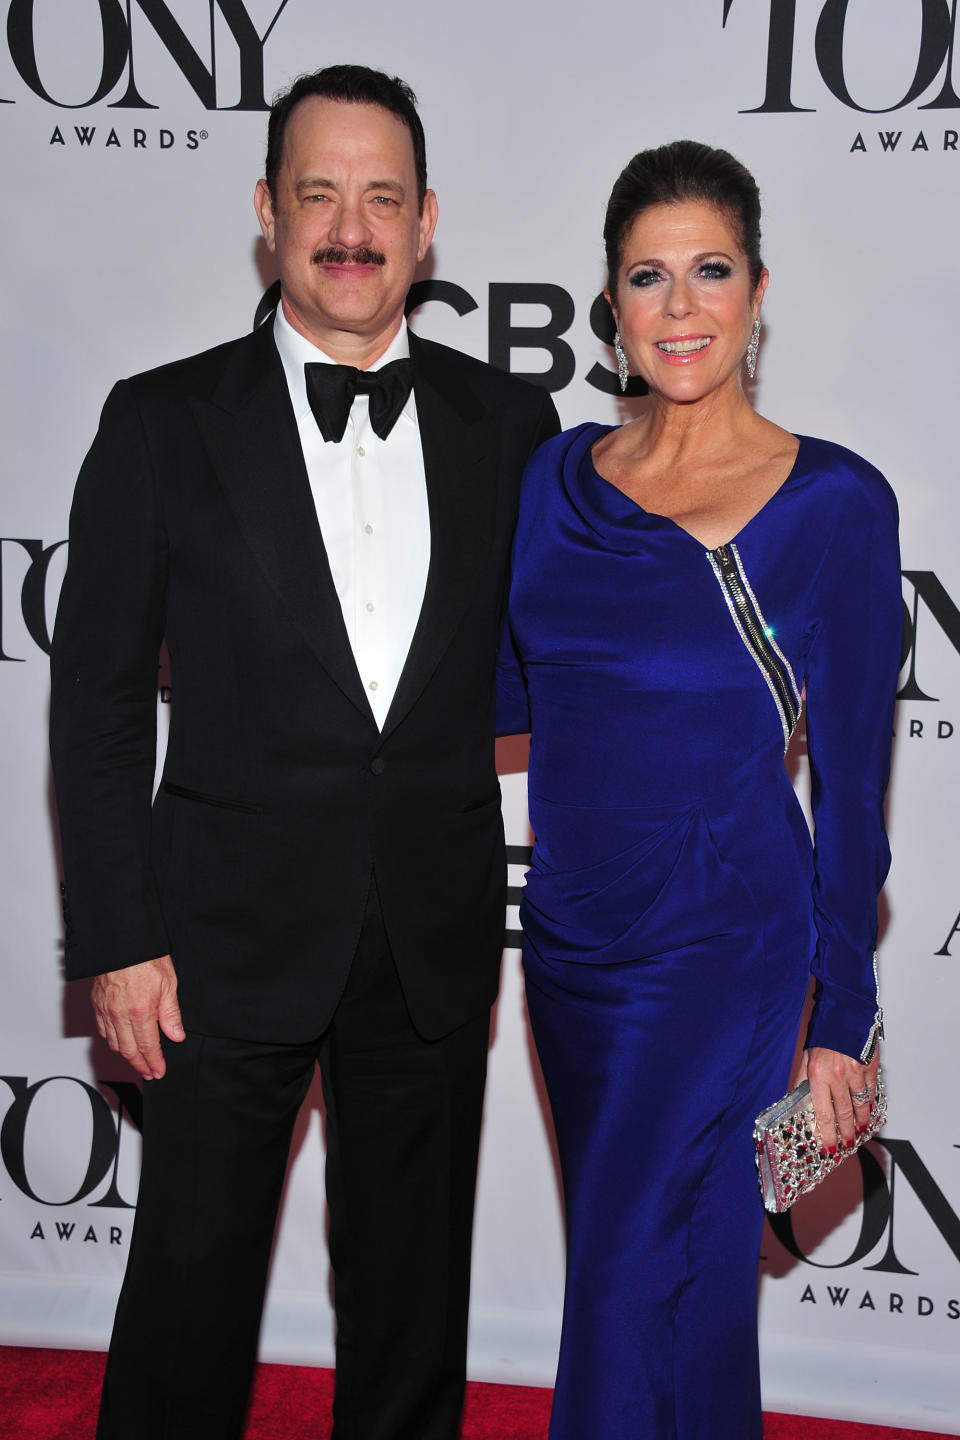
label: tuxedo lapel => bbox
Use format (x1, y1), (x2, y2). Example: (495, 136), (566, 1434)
(189, 324), (375, 723)
(381, 335), (500, 739)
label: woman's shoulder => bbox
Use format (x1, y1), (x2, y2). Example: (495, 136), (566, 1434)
(527, 419), (612, 471)
(519, 420), (610, 501)
(515, 421), (612, 538)
(793, 434), (899, 528)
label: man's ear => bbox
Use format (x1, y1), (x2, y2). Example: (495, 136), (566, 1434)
(254, 178), (277, 252)
(417, 189), (439, 262)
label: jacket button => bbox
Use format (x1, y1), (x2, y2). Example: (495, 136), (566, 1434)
(369, 758), (385, 775)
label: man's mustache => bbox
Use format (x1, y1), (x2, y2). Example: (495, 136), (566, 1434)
(312, 246), (386, 266)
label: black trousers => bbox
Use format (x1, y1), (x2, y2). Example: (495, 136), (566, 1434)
(96, 891), (490, 1440)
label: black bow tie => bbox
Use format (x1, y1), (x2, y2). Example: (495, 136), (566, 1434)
(304, 358), (413, 443)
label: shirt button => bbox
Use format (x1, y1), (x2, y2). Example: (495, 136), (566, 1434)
(370, 757), (385, 776)
(357, 445), (366, 457)
(364, 524), (373, 535)
(366, 602), (375, 613)
(368, 680), (378, 691)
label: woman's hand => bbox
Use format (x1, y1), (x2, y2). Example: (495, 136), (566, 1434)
(797, 1046), (880, 1152)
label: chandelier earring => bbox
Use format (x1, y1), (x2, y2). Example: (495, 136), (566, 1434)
(614, 331), (629, 393)
(745, 317), (761, 380)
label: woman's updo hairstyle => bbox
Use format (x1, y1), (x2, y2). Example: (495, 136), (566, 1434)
(604, 140), (764, 295)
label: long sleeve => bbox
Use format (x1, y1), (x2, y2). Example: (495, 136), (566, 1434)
(803, 461), (901, 1059)
(495, 428), (558, 738)
(50, 380), (171, 978)
(496, 609), (531, 736)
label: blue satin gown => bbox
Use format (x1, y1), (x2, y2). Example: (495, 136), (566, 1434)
(497, 424), (901, 1440)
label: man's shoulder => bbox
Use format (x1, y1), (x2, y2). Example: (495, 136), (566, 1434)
(410, 333), (549, 410)
(119, 327), (267, 401)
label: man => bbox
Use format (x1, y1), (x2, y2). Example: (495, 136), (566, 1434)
(50, 64), (559, 1440)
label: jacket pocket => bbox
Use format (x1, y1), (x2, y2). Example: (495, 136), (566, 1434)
(161, 781), (262, 815)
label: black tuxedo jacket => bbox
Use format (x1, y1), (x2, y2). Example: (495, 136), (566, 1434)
(50, 322), (559, 1042)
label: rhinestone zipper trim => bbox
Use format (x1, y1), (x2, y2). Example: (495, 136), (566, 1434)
(707, 542), (802, 751)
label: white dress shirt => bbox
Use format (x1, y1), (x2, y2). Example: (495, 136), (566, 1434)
(272, 305), (431, 730)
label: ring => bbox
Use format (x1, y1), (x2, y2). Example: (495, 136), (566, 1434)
(851, 1086), (871, 1104)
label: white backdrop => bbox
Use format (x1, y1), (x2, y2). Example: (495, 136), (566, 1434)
(1, 1), (959, 1433)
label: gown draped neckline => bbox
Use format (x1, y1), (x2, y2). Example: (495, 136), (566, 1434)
(576, 424), (807, 552)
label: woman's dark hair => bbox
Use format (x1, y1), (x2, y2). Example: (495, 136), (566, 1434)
(265, 64), (427, 210)
(604, 140), (764, 293)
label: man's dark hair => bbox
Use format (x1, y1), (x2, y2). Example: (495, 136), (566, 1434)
(604, 140), (764, 295)
(265, 64), (428, 210)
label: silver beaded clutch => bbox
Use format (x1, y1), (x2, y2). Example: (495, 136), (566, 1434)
(753, 1073), (887, 1213)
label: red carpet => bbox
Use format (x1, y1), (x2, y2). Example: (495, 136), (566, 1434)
(0, 1346), (954, 1440)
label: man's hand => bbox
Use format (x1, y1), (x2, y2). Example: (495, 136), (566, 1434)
(91, 955), (185, 1080)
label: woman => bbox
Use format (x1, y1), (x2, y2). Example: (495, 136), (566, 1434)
(497, 141), (900, 1439)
